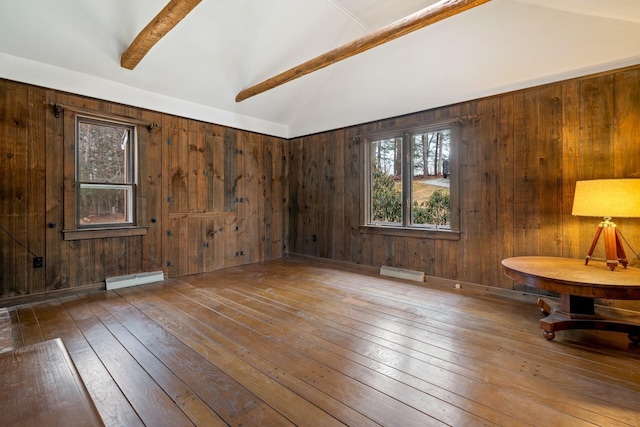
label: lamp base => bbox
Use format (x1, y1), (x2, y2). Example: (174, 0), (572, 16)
(585, 219), (628, 271)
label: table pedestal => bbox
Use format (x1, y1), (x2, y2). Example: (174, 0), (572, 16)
(537, 295), (640, 343)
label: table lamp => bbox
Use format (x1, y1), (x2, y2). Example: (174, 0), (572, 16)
(572, 179), (640, 271)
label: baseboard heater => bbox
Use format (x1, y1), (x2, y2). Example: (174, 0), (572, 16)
(105, 271), (165, 290)
(379, 266), (425, 282)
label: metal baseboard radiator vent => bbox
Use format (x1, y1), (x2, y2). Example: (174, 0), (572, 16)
(105, 271), (165, 290)
(379, 266), (425, 282)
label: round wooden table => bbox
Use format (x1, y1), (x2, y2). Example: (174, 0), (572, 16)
(502, 256), (640, 342)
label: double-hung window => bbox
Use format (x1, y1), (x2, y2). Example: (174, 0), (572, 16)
(76, 116), (136, 227)
(365, 122), (459, 235)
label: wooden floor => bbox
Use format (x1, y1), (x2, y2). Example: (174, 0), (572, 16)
(5, 258), (640, 426)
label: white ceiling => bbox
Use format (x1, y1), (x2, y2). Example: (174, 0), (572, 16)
(1, 0), (639, 138)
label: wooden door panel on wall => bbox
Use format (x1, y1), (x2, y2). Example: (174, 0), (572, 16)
(166, 213), (241, 277)
(164, 121), (286, 277)
(203, 216), (225, 272)
(164, 123), (247, 277)
(164, 118), (228, 215)
(167, 216), (188, 277)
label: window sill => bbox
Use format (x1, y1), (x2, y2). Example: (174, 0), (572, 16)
(62, 226), (148, 241)
(359, 225), (459, 240)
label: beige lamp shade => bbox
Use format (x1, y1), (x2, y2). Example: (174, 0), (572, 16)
(572, 179), (640, 218)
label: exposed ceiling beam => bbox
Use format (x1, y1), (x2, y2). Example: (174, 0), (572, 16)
(236, 0), (492, 102)
(121, 0), (202, 70)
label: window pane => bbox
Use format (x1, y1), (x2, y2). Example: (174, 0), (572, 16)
(410, 131), (450, 227)
(78, 121), (131, 183)
(79, 184), (133, 225)
(370, 138), (402, 224)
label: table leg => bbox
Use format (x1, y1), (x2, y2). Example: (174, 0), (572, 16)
(537, 296), (640, 343)
(560, 294), (594, 316)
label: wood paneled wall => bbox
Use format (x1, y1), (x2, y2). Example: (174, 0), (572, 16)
(288, 65), (640, 310)
(0, 79), (288, 304)
(2, 64), (640, 310)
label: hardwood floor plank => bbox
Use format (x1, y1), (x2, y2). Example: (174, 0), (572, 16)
(296, 266), (640, 394)
(334, 284), (640, 379)
(117, 286), (337, 427)
(148, 282), (484, 426)
(78, 293), (228, 427)
(192, 284), (526, 427)
(130, 283), (441, 426)
(5, 306), (21, 350)
(137, 285), (379, 426)
(263, 276), (640, 425)
(196, 283), (612, 427)
(188, 262), (638, 426)
(306, 264), (640, 365)
(263, 263), (640, 369)
(210, 285), (538, 426)
(146, 290), (380, 426)
(15, 304), (44, 346)
(0, 338), (103, 426)
(8, 259), (640, 426)
(100, 287), (296, 427)
(29, 299), (144, 427)
(273, 273), (640, 386)
(59, 296), (195, 426)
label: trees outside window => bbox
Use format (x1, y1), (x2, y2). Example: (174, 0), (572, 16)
(76, 117), (136, 227)
(368, 126), (452, 229)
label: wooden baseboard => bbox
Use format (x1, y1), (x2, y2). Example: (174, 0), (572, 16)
(288, 252), (538, 300)
(286, 253), (380, 275)
(0, 283), (105, 308)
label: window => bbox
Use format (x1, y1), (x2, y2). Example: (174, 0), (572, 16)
(76, 117), (136, 228)
(365, 122), (458, 234)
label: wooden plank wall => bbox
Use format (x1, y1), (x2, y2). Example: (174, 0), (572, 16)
(0, 79), (288, 303)
(288, 65), (640, 311)
(1, 64), (639, 310)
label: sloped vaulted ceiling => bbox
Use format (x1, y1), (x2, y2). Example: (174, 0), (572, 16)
(0, 0), (639, 138)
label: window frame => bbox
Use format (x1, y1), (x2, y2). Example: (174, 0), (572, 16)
(62, 109), (146, 240)
(361, 120), (460, 239)
(75, 115), (137, 229)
